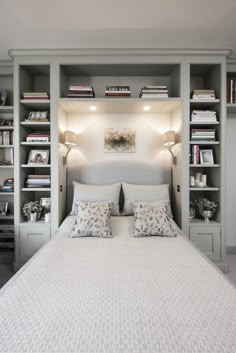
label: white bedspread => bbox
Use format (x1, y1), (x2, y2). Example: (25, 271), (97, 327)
(0, 216), (236, 353)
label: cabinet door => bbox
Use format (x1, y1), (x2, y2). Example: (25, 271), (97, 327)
(190, 226), (221, 261)
(20, 226), (51, 262)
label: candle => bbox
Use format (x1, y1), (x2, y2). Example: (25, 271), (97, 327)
(190, 176), (195, 186)
(201, 175), (207, 186)
(195, 173), (201, 182)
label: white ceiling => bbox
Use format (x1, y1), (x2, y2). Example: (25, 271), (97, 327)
(1, 0), (236, 60)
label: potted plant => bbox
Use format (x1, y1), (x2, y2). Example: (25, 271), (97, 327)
(194, 198), (218, 222)
(22, 201), (44, 222)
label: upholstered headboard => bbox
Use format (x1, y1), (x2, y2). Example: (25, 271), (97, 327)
(66, 160), (171, 212)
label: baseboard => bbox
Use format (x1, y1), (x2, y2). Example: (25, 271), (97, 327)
(226, 246), (236, 254)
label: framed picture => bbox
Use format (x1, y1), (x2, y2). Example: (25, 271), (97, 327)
(200, 149), (214, 165)
(0, 90), (7, 106)
(0, 202), (8, 216)
(28, 150), (49, 165)
(27, 111), (48, 122)
(104, 128), (136, 153)
(3, 119), (13, 126)
(0, 119), (4, 126)
(40, 198), (51, 212)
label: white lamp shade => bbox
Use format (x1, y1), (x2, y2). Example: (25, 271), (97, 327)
(64, 130), (77, 145)
(163, 131), (176, 146)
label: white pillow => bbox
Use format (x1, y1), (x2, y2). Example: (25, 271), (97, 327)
(69, 201), (113, 238)
(132, 200), (177, 237)
(122, 182), (170, 215)
(71, 181), (121, 216)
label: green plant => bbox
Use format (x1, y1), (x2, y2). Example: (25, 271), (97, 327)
(194, 198), (218, 213)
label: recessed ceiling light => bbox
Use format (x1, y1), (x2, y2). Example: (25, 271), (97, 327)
(89, 105), (97, 111)
(143, 105), (150, 111)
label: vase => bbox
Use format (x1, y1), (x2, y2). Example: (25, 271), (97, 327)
(29, 212), (37, 223)
(202, 210), (214, 223)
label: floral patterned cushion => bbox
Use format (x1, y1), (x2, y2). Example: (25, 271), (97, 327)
(131, 200), (178, 237)
(69, 201), (113, 238)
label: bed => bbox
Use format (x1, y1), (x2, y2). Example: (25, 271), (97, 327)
(0, 161), (236, 353)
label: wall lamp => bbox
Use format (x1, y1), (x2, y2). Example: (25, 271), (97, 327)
(163, 130), (177, 165)
(63, 130), (77, 165)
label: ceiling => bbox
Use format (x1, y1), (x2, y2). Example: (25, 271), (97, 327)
(1, 0), (236, 60)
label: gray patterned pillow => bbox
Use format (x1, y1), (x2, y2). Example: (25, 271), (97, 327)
(69, 201), (113, 238)
(131, 200), (177, 237)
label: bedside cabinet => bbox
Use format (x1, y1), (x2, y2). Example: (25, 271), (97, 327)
(19, 225), (51, 263)
(189, 224), (221, 261)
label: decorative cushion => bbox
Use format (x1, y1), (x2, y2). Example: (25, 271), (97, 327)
(69, 201), (113, 238)
(131, 200), (177, 237)
(122, 182), (170, 215)
(70, 181), (121, 216)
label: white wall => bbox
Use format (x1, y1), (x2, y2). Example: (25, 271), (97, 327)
(67, 112), (172, 166)
(226, 118), (236, 247)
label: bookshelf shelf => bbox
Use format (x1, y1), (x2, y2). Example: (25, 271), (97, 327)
(21, 122), (50, 126)
(0, 165), (14, 168)
(0, 215), (14, 220)
(190, 99), (220, 104)
(189, 164), (220, 167)
(189, 141), (220, 145)
(21, 164), (51, 168)
(21, 142), (51, 146)
(189, 187), (219, 191)
(20, 99), (50, 109)
(0, 192), (14, 195)
(190, 122), (220, 125)
(21, 188), (51, 192)
(59, 98), (182, 114)
(0, 106), (14, 113)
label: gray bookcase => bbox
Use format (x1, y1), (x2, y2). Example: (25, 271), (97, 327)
(8, 49), (230, 271)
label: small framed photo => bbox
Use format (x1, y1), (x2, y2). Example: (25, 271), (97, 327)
(28, 150), (49, 165)
(27, 111), (48, 122)
(0, 202), (8, 216)
(40, 197), (51, 211)
(200, 149), (214, 165)
(3, 119), (13, 126)
(0, 90), (7, 106)
(0, 119), (4, 126)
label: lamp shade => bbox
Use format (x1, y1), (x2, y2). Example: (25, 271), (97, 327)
(64, 130), (77, 145)
(163, 131), (176, 146)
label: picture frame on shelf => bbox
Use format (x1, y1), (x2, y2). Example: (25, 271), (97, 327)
(0, 201), (8, 216)
(40, 197), (51, 212)
(3, 119), (13, 126)
(26, 111), (49, 122)
(200, 149), (214, 165)
(0, 120), (4, 126)
(0, 90), (7, 106)
(27, 150), (49, 165)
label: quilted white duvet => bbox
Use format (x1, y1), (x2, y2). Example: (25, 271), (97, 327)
(0, 216), (236, 353)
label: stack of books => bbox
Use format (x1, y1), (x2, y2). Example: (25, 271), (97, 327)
(1, 178), (14, 192)
(105, 86), (131, 97)
(25, 175), (51, 188)
(191, 129), (216, 141)
(0, 130), (13, 145)
(227, 79), (236, 103)
(140, 85), (168, 98)
(191, 89), (216, 100)
(26, 132), (50, 142)
(0, 225), (14, 250)
(22, 92), (50, 100)
(68, 86), (95, 98)
(191, 110), (217, 122)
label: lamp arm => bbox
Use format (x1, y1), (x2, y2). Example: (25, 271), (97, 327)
(168, 146), (177, 165)
(63, 145), (72, 165)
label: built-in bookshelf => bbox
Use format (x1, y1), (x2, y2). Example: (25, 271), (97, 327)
(188, 63), (225, 264)
(0, 61), (14, 264)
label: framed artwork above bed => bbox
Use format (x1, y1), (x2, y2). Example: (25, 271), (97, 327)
(104, 128), (136, 153)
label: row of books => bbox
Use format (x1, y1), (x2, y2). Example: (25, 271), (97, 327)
(0, 178), (14, 192)
(26, 132), (50, 143)
(191, 129), (216, 141)
(67, 85), (170, 98)
(140, 85), (168, 98)
(25, 175), (51, 188)
(191, 89), (216, 100)
(0, 131), (13, 145)
(22, 92), (50, 100)
(226, 79), (236, 103)
(0, 224), (14, 251)
(191, 110), (217, 122)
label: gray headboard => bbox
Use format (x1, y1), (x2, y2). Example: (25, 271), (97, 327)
(66, 160), (171, 212)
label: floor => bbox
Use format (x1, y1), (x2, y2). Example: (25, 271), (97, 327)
(0, 255), (236, 290)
